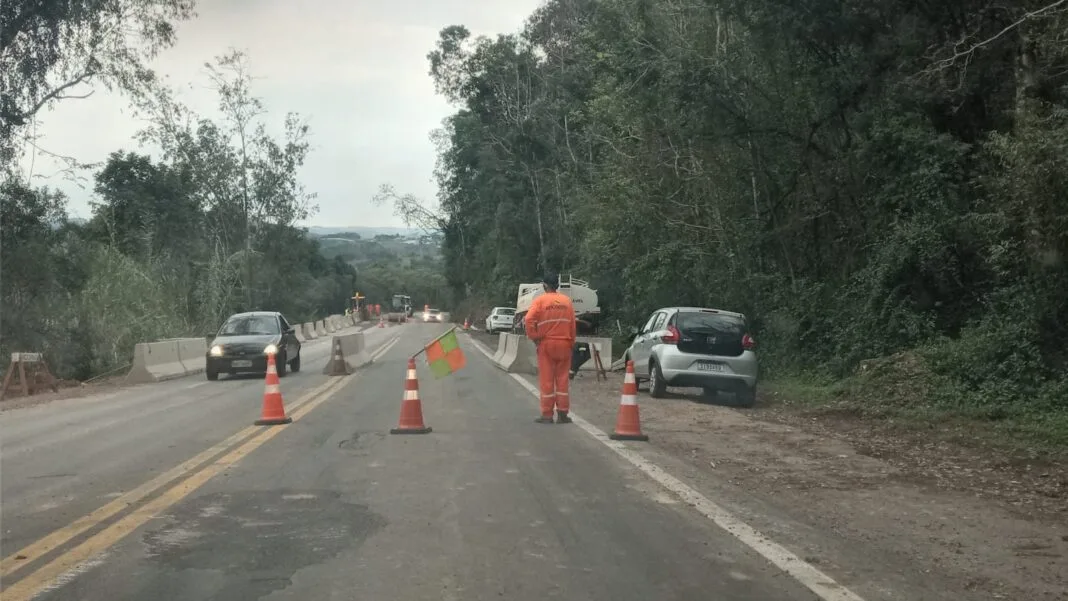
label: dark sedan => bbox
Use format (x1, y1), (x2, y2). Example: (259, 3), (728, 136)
(205, 311), (302, 380)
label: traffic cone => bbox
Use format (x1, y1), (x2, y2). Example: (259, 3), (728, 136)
(463, 318), (469, 330)
(609, 361), (648, 441)
(322, 336), (351, 376)
(390, 358), (432, 434)
(378, 315), (385, 328)
(255, 353), (291, 425)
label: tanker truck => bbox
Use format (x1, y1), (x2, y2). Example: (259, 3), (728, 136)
(512, 275), (601, 335)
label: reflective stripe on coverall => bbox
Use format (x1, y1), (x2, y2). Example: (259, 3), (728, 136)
(524, 291), (577, 416)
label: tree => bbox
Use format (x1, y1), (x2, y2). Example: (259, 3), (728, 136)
(0, 0), (196, 169)
(382, 0), (1068, 422)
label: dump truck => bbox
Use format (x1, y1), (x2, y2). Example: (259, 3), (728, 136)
(513, 275), (601, 334)
(387, 294), (412, 323)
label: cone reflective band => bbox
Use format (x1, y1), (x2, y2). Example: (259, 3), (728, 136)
(255, 352), (292, 425)
(390, 358), (432, 434)
(609, 360), (648, 441)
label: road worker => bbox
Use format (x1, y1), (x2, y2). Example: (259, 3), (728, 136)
(524, 272), (577, 424)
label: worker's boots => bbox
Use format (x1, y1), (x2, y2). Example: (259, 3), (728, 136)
(534, 415), (554, 424)
(556, 410), (572, 424)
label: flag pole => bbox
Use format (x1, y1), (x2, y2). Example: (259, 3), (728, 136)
(410, 325), (460, 360)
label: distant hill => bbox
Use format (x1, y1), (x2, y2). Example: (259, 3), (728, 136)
(304, 225), (428, 239)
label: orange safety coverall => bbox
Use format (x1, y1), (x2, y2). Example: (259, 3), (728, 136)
(524, 291), (577, 416)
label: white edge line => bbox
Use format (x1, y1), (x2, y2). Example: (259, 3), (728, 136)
(463, 333), (867, 601)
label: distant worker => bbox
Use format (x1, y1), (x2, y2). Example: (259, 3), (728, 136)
(525, 272), (577, 424)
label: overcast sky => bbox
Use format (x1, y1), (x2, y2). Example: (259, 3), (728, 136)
(22, 0), (543, 228)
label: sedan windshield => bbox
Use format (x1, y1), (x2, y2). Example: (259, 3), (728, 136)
(218, 315), (280, 336)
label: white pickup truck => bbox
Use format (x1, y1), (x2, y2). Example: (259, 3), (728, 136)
(513, 275), (600, 334)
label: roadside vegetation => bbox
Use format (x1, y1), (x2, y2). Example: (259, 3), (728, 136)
(381, 0), (1068, 452)
(1, 3), (443, 382)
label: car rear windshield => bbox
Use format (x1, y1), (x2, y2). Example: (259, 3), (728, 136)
(219, 315), (279, 336)
(496, 308), (516, 315)
(429, 309), (441, 314)
(675, 311), (746, 336)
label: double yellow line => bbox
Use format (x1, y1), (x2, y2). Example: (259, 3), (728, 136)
(0, 336), (400, 601)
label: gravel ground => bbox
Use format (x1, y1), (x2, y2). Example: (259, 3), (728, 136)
(470, 329), (1067, 601)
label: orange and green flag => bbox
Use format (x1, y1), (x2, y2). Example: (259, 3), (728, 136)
(424, 328), (466, 378)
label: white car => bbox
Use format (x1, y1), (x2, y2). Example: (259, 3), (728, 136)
(485, 307), (516, 333)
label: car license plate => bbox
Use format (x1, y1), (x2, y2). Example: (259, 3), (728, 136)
(696, 362), (724, 372)
(232, 359), (253, 368)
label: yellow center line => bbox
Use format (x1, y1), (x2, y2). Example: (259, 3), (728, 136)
(0, 335), (400, 597)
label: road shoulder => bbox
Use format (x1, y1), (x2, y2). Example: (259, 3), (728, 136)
(469, 330), (1067, 601)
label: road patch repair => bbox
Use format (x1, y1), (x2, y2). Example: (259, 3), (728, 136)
(0, 335), (400, 601)
(464, 332), (868, 601)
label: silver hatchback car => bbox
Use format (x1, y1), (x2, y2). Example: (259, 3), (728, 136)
(625, 307), (758, 406)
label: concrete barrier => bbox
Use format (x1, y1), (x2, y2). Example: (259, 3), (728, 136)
(324, 317), (336, 334)
(315, 320), (328, 337)
(294, 326), (305, 343)
(577, 336), (613, 371)
(177, 338), (208, 375)
(126, 339), (187, 384)
(321, 331), (373, 374)
(491, 333), (509, 364)
(494, 333), (537, 375)
(302, 322), (318, 340)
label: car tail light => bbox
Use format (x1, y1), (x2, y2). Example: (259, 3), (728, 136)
(742, 334), (755, 350)
(662, 325), (680, 344)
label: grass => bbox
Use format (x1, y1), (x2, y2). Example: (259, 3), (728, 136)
(762, 361), (1068, 461)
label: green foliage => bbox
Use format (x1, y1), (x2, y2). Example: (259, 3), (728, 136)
(394, 0), (1068, 442)
(1, 48), (447, 382)
(0, 0), (195, 168)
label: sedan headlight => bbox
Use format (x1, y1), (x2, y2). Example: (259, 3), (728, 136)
(263, 343), (279, 355)
(209, 345), (223, 357)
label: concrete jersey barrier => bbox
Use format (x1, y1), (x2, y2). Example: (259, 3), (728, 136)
(315, 320), (328, 337)
(126, 337), (204, 384)
(491, 333), (509, 364)
(576, 336), (613, 371)
(494, 333), (537, 375)
(321, 331), (373, 374)
(490, 334), (610, 373)
(302, 322), (318, 340)
(177, 338), (208, 375)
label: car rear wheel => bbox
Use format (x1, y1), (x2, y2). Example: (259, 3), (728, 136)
(206, 369), (218, 381)
(649, 360), (667, 398)
(276, 353), (288, 378)
(290, 351), (301, 373)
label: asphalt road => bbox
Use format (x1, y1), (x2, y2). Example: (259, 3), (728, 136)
(1, 322), (822, 601)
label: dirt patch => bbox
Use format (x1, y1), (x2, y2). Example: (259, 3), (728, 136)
(558, 369), (1068, 601)
(0, 376), (126, 412)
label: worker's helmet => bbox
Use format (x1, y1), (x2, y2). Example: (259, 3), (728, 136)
(542, 272), (559, 291)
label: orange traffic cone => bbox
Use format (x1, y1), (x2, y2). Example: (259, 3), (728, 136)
(609, 361), (648, 441)
(378, 315), (385, 328)
(255, 353), (291, 425)
(463, 318), (469, 330)
(390, 358), (432, 434)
